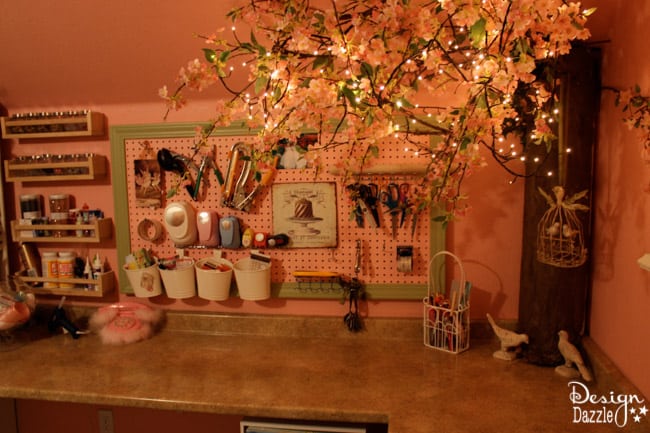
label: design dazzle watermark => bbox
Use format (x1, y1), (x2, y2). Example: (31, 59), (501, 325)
(569, 381), (647, 428)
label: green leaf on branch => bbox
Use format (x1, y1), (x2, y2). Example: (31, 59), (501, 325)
(312, 55), (332, 71)
(341, 86), (357, 106)
(469, 18), (486, 47)
(255, 76), (269, 94)
(203, 49), (216, 63)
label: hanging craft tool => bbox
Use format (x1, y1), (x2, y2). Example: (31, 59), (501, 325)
(380, 183), (400, 238)
(398, 183), (411, 227)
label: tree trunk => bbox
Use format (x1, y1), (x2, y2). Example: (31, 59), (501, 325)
(518, 45), (601, 365)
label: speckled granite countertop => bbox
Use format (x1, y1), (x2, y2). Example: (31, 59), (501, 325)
(0, 311), (647, 433)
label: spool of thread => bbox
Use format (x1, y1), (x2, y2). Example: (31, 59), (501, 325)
(396, 246), (413, 273)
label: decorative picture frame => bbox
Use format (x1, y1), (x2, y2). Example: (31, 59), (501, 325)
(133, 159), (162, 208)
(272, 182), (337, 248)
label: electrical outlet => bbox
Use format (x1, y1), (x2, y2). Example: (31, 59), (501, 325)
(98, 409), (114, 433)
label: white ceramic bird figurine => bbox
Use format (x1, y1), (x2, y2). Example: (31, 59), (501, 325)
(486, 313), (529, 360)
(557, 330), (593, 382)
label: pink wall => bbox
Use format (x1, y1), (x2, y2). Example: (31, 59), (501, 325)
(584, 0), (650, 400)
(0, 0), (525, 323)
(1, 0), (647, 399)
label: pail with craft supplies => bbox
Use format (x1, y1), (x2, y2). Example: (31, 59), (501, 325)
(159, 258), (196, 299)
(123, 262), (162, 298)
(195, 257), (233, 301)
(233, 257), (271, 301)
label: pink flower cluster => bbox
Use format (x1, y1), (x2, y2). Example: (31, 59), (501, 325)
(160, 0), (593, 218)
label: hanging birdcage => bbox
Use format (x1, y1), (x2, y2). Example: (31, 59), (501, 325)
(536, 186), (589, 268)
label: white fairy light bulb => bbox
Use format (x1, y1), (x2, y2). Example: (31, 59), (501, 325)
(534, 157), (540, 163)
(547, 170), (553, 176)
(520, 156), (526, 161)
(566, 148), (572, 153)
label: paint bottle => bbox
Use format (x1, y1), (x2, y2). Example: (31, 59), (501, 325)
(57, 251), (76, 288)
(41, 251), (59, 288)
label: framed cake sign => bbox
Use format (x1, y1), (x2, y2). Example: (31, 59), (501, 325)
(272, 182), (338, 248)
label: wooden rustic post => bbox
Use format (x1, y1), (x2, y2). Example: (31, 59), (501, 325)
(518, 45), (601, 365)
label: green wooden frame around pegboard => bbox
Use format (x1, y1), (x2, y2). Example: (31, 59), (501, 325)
(110, 122), (446, 300)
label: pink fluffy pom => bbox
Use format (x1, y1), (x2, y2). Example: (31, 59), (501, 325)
(89, 302), (164, 345)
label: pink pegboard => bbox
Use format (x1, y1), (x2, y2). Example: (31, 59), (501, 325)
(124, 134), (431, 285)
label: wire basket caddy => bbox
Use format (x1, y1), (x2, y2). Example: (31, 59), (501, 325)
(423, 251), (470, 354)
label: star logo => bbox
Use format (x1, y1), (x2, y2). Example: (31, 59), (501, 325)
(640, 406), (648, 416)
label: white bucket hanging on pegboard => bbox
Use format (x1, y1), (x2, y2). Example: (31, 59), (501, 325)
(536, 186), (589, 268)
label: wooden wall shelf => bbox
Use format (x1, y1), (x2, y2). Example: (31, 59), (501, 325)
(16, 270), (114, 298)
(4, 154), (106, 182)
(0, 111), (104, 139)
(11, 218), (112, 243)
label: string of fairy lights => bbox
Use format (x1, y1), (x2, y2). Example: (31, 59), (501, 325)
(175, 0), (588, 192)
